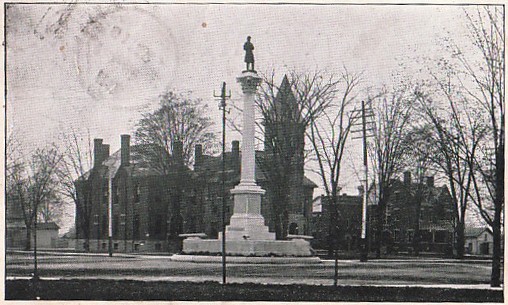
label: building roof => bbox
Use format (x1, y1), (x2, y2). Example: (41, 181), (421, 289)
(465, 227), (492, 238)
(79, 144), (175, 180)
(37, 222), (60, 230)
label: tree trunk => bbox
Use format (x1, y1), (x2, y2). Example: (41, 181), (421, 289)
(491, 146), (504, 287)
(83, 223), (91, 252)
(413, 195), (422, 256)
(25, 226), (31, 251)
(375, 202), (385, 258)
(491, 205), (502, 287)
(455, 221), (465, 259)
(274, 212), (282, 240)
(327, 203), (337, 257)
(282, 210), (289, 239)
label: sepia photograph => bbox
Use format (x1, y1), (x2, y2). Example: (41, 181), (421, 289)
(4, 2), (504, 302)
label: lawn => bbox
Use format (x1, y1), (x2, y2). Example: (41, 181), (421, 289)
(5, 279), (504, 302)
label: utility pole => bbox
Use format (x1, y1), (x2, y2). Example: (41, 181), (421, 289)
(108, 174), (113, 257)
(351, 100), (374, 262)
(214, 81), (231, 285)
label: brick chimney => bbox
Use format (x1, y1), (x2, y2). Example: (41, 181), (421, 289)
(94, 138), (104, 168)
(194, 144), (202, 167)
(404, 171), (412, 185)
(232, 140), (240, 169)
(426, 176), (434, 188)
(121, 134), (130, 166)
(173, 141), (183, 164)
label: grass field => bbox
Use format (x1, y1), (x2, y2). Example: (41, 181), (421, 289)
(5, 279), (504, 302)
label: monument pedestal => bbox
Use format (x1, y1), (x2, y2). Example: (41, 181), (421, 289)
(220, 183), (275, 241)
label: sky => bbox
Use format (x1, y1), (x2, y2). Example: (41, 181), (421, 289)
(6, 3), (482, 231)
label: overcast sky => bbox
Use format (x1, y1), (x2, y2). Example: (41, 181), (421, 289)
(6, 3), (482, 230)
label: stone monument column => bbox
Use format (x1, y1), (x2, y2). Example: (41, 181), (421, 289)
(221, 61), (275, 241)
(238, 73), (261, 187)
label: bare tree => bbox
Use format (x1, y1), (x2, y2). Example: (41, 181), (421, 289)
(6, 144), (63, 250)
(257, 69), (344, 239)
(134, 90), (216, 173)
(414, 77), (487, 259)
(454, 6), (504, 286)
(56, 129), (94, 251)
(369, 86), (414, 258)
(306, 69), (362, 256)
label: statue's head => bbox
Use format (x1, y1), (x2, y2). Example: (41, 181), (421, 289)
(247, 36), (251, 41)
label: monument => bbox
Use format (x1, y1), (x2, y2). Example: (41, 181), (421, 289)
(172, 37), (319, 263)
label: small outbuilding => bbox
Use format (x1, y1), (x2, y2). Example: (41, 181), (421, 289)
(465, 227), (493, 255)
(35, 222), (60, 248)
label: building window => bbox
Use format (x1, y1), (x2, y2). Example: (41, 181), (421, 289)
(133, 214), (140, 239)
(289, 223), (299, 235)
(394, 191), (401, 201)
(103, 182), (109, 202)
(394, 229), (400, 242)
(155, 243), (162, 251)
(102, 214), (108, 234)
(434, 231), (447, 243)
(114, 243), (119, 250)
(154, 215), (163, 236)
(120, 214), (126, 225)
(134, 183), (140, 203)
(484, 234), (488, 241)
(93, 214), (99, 225)
(113, 215), (119, 237)
(102, 242), (107, 250)
(407, 230), (414, 243)
(114, 185), (120, 205)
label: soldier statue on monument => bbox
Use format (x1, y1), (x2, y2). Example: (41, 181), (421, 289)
(243, 36), (255, 71)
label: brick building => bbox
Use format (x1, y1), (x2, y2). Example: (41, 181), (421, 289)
(311, 190), (363, 251)
(311, 172), (454, 254)
(75, 135), (191, 252)
(379, 172), (455, 254)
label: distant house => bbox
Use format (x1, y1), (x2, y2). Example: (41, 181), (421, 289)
(36, 222), (60, 248)
(6, 192), (27, 249)
(465, 227), (493, 255)
(310, 188), (363, 251)
(6, 191), (60, 249)
(370, 171), (455, 254)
